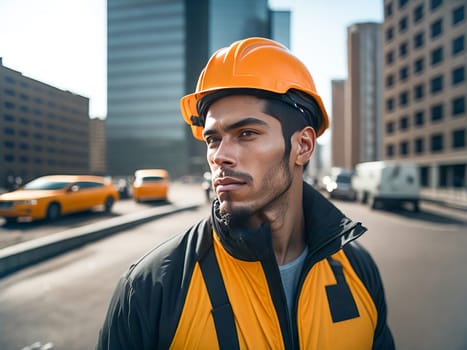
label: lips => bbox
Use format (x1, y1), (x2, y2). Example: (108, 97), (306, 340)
(213, 177), (247, 194)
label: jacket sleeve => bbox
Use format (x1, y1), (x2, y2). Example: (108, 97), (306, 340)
(96, 274), (161, 350)
(344, 242), (396, 350)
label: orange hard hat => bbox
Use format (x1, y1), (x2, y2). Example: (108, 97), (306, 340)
(180, 37), (329, 140)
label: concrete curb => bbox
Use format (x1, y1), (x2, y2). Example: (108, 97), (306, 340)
(0, 202), (201, 278)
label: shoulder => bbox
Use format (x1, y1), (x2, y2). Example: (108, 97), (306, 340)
(125, 217), (212, 287)
(342, 241), (386, 302)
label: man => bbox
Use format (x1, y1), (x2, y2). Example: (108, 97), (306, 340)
(97, 37), (395, 349)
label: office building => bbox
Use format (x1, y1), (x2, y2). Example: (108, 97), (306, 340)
(89, 118), (107, 175)
(330, 79), (347, 169)
(0, 58), (90, 189)
(346, 22), (383, 168)
(383, 0), (466, 198)
(106, 0), (290, 177)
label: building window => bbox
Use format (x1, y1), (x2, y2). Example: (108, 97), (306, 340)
(386, 27), (394, 41)
(420, 166), (430, 187)
(414, 138), (424, 154)
(386, 144), (395, 157)
(386, 2), (393, 17)
(4, 76), (15, 84)
(452, 35), (465, 55)
(414, 31), (425, 48)
(386, 98), (395, 112)
(414, 57), (425, 74)
(452, 164), (466, 188)
(4, 140), (15, 148)
(452, 66), (465, 85)
(399, 115), (409, 130)
(4, 127), (15, 135)
(386, 74), (395, 87)
(4, 154), (14, 162)
(414, 4), (424, 23)
(431, 104), (444, 122)
(399, 66), (409, 81)
(399, 0), (408, 9)
(452, 96), (465, 116)
(453, 5), (465, 26)
(431, 47), (443, 65)
(399, 16), (408, 32)
(4, 88), (16, 97)
(4, 101), (15, 109)
(430, 75), (443, 94)
(414, 83), (424, 100)
(3, 114), (14, 122)
(431, 19), (442, 38)
(430, 0), (442, 11)
(414, 110), (425, 126)
(439, 165), (448, 187)
(439, 164), (466, 188)
(386, 121), (395, 134)
(399, 41), (409, 57)
(452, 129), (466, 149)
(399, 91), (409, 106)
(431, 133), (443, 152)
(399, 141), (409, 156)
(386, 51), (394, 64)
(19, 118), (30, 125)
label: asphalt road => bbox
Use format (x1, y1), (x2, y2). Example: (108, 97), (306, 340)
(0, 193), (466, 350)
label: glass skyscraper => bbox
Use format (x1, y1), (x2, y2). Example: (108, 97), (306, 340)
(107, 0), (290, 177)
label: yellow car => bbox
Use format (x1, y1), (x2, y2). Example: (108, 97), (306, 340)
(132, 169), (169, 202)
(0, 175), (119, 223)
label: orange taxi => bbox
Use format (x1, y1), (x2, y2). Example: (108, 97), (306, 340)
(132, 169), (169, 202)
(0, 175), (119, 223)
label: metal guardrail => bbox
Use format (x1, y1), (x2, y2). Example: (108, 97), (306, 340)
(0, 202), (200, 278)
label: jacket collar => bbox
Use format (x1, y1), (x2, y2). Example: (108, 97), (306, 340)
(211, 182), (367, 262)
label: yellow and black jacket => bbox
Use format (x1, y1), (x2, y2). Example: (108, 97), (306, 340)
(97, 183), (395, 349)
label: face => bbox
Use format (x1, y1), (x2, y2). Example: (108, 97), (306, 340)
(202, 94), (293, 223)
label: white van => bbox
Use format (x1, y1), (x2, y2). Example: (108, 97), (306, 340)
(352, 161), (420, 211)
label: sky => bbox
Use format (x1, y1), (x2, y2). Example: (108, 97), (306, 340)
(0, 0), (383, 138)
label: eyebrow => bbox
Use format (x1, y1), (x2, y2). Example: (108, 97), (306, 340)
(202, 117), (269, 138)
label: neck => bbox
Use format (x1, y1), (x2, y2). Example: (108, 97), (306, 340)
(262, 177), (306, 265)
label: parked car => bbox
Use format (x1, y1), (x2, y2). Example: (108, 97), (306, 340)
(132, 169), (169, 202)
(352, 161), (420, 211)
(326, 171), (356, 201)
(0, 175), (119, 223)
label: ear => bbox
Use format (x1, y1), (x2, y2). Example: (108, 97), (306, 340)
(294, 126), (316, 166)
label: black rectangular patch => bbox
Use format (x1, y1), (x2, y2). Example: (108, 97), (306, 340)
(325, 257), (360, 323)
(325, 283), (360, 322)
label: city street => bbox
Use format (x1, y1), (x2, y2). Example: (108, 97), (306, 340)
(0, 188), (466, 349)
(0, 181), (207, 249)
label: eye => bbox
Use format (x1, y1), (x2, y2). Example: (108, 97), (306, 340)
(205, 135), (220, 147)
(239, 130), (258, 138)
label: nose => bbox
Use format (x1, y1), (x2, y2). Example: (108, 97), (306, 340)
(208, 139), (236, 167)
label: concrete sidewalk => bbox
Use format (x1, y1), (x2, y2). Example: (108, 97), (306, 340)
(0, 202), (200, 278)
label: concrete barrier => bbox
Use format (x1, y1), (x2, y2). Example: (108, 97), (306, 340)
(0, 202), (200, 278)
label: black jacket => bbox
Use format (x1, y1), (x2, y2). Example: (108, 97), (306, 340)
(97, 183), (395, 349)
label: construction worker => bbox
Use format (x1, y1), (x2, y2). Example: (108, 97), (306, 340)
(97, 37), (395, 349)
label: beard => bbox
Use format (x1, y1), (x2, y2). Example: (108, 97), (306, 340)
(219, 156), (293, 231)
